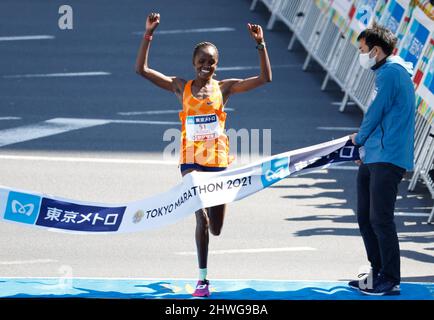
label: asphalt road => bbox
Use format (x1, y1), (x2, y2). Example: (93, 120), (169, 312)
(0, 0), (433, 283)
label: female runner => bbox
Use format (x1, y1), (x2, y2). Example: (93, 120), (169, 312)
(135, 12), (272, 297)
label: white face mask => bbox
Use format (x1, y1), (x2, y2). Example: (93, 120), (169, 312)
(359, 48), (377, 69)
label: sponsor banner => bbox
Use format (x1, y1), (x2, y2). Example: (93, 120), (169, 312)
(379, 0), (409, 34)
(35, 198), (125, 232)
(3, 191), (41, 225)
(416, 94), (434, 124)
(315, 0), (331, 14)
(0, 136), (359, 234)
(416, 41), (434, 110)
(330, 0), (354, 31)
(399, 6), (433, 71)
(331, 0), (354, 20)
(348, 0), (380, 35)
(416, 0), (434, 18)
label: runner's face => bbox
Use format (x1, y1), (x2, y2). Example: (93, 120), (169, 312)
(193, 47), (218, 80)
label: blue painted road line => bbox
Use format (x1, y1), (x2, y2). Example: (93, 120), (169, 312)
(0, 278), (433, 300)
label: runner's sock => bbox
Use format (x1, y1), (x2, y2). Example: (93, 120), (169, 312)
(199, 268), (207, 281)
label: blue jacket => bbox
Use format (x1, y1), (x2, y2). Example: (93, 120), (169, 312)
(355, 55), (415, 170)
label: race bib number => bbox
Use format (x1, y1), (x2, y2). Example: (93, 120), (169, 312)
(186, 114), (221, 141)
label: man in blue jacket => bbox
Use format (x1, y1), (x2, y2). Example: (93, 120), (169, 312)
(349, 23), (415, 296)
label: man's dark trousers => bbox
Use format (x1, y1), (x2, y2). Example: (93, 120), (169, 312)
(356, 162), (405, 283)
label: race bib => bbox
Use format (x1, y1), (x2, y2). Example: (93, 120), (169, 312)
(186, 114), (221, 141)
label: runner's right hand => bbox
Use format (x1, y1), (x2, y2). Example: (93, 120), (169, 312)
(146, 13), (160, 33)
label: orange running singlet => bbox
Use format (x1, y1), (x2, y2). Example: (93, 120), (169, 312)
(179, 79), (231, 167)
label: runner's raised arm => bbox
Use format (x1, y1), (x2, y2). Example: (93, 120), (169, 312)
(135, 13), (185, 97)
(220, 23), (272, 100)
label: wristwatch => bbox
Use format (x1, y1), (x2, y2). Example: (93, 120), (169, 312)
(256, 42), (266, 50)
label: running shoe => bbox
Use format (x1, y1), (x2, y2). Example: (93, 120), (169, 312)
(192, 279), (210, 297)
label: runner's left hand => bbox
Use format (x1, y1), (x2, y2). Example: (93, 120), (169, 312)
(247, 23), (264, 43)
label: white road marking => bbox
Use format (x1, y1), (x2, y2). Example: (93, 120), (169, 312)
(307, 166), (359, 172)
(117, 108), (235, 116)
(134, 27), (235, 35)
(0, 154), (359, 170)
(0, 117), (21, 120)
(0, 118), (110, 147)
(0, 154), (177, 165)
(395, 212), (430, 217)
(0, 259), (57, 266)
(176, 247), (317, 255)
(118, 109), (181, 116)
(3, 72), (110, 79)
(0, 35), (54, 41)
(406, 194), (425, 199)
(0, 117), (358, 172)
(317, 127), (359, 131)
(327, 166), (359, 171)
(331, 102), (356, 106)
(217, 64), (297, 71)
(0, 117), (179, 148)
(109, 119), (180, 125)
(404, 222), (417, 226)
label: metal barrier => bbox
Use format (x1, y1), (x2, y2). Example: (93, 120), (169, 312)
(302, 6), (341, 72)
(250, 0), (434, 223)
(409, 115), (433, 190)
(266, 0), (305, 31)
(288, 1), (322, 52)
(324, 36), (360, 112)
(414, 128), (434, 223)
(346, 64), (376, 113)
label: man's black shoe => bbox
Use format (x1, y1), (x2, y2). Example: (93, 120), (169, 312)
(360, 274), (400, 296)
(348, 271), (379, 290)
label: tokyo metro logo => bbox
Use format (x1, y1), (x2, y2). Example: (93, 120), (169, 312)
(261, 156), (290, 188)
(4, 191), (41, 225)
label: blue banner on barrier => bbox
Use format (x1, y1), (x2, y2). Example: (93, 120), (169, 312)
(379, 0), (407, 33)
(400, 8), (431, 68)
